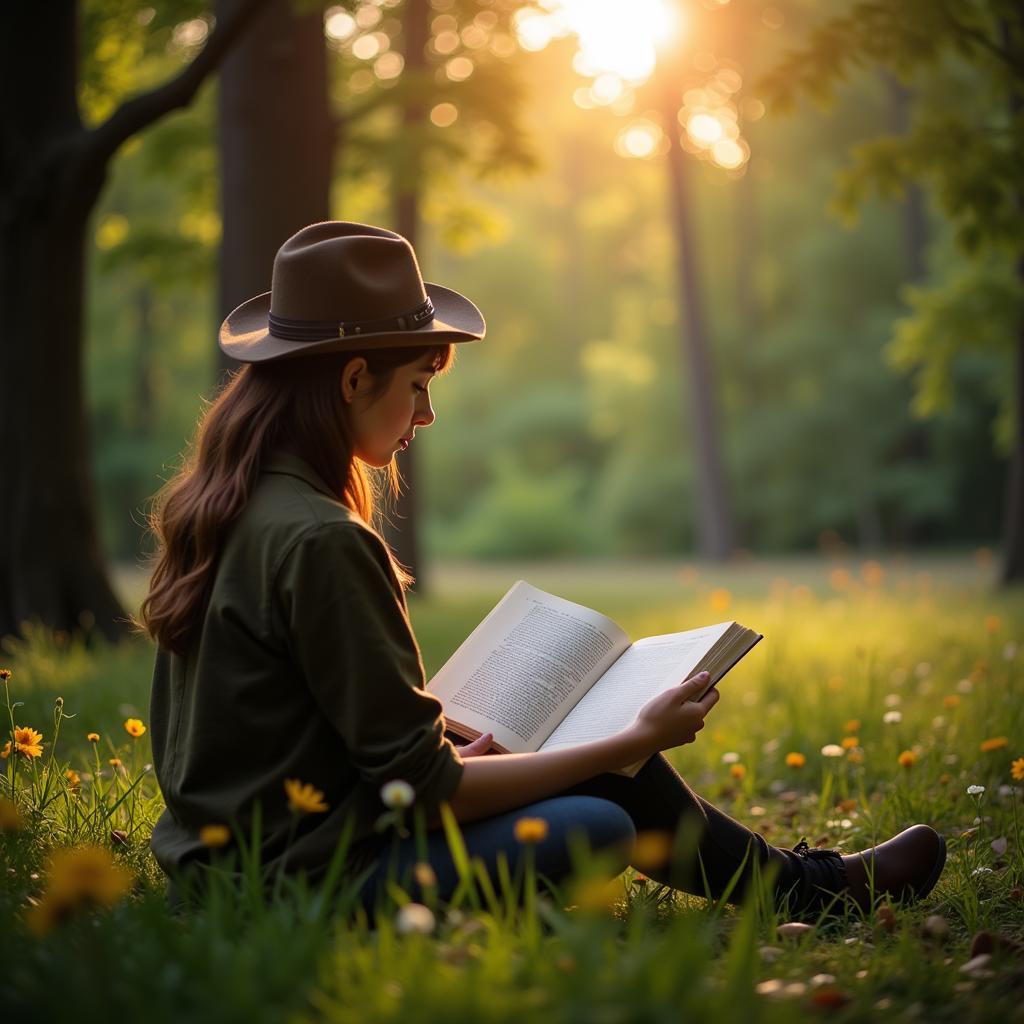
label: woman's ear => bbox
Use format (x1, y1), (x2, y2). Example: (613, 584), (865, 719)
(340, 356), (369, 404)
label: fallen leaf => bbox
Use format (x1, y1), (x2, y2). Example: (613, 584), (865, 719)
(876, 906), (896, 932)
(810, 986), (851, 1009)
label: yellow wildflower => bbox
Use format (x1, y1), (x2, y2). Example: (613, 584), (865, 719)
(0, 796), (24, 832)
(984, 615), (1001, 635)
(199, 824), (231, 848)
(943, 695), (961, 709)
(785, 752), (806, 768)
(898, 750), (917, 768)
(13, 725), (43, 758)
(109, 758), (122, 768)
(847, 749), (864, 764)
(1011, 758), (1024, 781)
(25, 845), (134, 935)
(123, 718), (146, 738)
(413, 861), (437, 888)
(513, 817), (549, 844)
(841, 736), (859, 749)
(709, 588), (732, 613)
(0, 668), (11, 681)
(729, 763), (747, 780)
(980, 736), (1009, 753)
(284, 778), (329, 815)
(87, 732), (100, 743)
(65, 769), (81, 790)
(938, 773), (951, 785)
(843, 719), (861, 734)
(632, 830), (673, 871)
(1, 740), (10, 759)
(861, 561), (885, 587)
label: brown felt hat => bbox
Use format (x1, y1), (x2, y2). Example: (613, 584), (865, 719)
(219, 221), (485, 363)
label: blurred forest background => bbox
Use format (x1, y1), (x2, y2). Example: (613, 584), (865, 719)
(56, 0), (1020, 583)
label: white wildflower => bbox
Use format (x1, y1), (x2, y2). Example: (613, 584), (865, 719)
(956, 678), (973, 694)
(380, 779), (415, 809)
(395, 902), (436, 935)
(931, 716), (946, 729)
(966, 784), (985, 796)
(970, 866), (993, 877)
(721, 751), (740, 764)
(883, 711), (902, 724)
(1003, 641), (1018, 661)
(821, 744), (844, 757)
(914, 661), (931, 678)
(884, 693), (902, 707)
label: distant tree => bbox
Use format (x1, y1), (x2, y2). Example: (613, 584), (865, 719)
(215, 0), (332, 379)
(0, 0), (269, 643)
(764, 0), (1024, 583)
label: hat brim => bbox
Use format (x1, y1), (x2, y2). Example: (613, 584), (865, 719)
(219, 283), (485, 363)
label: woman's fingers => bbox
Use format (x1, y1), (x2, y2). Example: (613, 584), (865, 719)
(456, 731), (493, 758)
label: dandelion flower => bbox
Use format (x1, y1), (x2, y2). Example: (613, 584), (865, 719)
(730, 763), (747, 780)
(87, 732), (100, 743)
(0, 741), (10, 759)
(380, 779), (415, 809)
(395, 902), (436, 935)
(284, 778), (329, 815)
(980, 736), (1008, 753)
(943, 695), (961, 709)
(785, 752), (806, 768)
(13, 726), (43, 758)
(0, 796), (24, 833)
(65, 769), (81, 790)
(24, 845), (134, 935)
(514, 817), (549, 844)
(966, 785), (985, 796)
(841, 736), (859, 749)
(1012, 758), (1024, 781)
(883, 711), (902, 725)
(821, 744), (844, 758)
(632, 830), (673, 870)
(413, 862), (437, 888)
(199, 824), (231, 848)
(898, 750), (916, 768)
(123, 718), (146, 738)
(843, 719), (860, 734)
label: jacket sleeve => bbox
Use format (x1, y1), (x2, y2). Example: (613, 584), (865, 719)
(275, 521), (464, 814)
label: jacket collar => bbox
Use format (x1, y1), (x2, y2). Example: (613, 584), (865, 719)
(262, 450), (337, 500)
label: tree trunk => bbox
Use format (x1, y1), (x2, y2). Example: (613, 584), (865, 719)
(216, 0), (332, 380)
(385, 0), (431, 590)
(0, 0), (269, 644)
(999, 269), (1024, 585)
(0, 6), (126, 642)
(658, 80), (735, 560)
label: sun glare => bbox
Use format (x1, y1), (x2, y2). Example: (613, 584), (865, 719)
(518, 0), (683, 83)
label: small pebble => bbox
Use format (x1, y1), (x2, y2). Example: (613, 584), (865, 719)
(777, 921), (815, 939)
(810, 973), (836, 987)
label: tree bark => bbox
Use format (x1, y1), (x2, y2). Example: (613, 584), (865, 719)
(999, 266), (1024, 585)
(216, 0), (332, 381)
(384, 0), (431, 590)
(658, 79), (735, 560)
(0, 0), (268, 644)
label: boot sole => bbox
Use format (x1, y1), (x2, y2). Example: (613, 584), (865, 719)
(910, 831), (947, 902)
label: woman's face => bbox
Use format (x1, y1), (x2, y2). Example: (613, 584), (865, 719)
(342, 352), (438, 467)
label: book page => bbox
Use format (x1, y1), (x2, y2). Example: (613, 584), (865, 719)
(427, 581), (631, 754)
(538, 623), (734, 752)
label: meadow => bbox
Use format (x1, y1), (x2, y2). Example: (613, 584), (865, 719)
(1, 554), (1022, 1023)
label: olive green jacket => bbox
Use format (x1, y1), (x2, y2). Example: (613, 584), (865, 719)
(148, 451), (464, 880)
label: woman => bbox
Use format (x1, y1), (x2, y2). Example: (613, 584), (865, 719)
(139, 221), (946, 917)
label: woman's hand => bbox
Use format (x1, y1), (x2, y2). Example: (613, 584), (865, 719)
(454, 731), (494, 758)
(629, 672), (720, 755)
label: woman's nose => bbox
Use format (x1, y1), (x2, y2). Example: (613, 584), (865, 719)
(414, 393), (435, 427)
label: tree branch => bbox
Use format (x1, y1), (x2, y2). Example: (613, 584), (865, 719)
(86, 0), (273, 167)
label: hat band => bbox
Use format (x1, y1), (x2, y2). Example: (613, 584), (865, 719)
(267, 298), (435, 342)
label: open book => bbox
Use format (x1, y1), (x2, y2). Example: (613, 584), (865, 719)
(427, 581), (763, 776)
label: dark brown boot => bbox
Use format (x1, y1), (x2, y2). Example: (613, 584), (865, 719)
(838, 824), (947, 912)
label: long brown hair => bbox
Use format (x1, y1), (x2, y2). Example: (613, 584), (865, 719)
(136, 343), (453, 656)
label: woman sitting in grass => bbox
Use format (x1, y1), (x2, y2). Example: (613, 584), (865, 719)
(137, 221), (946, 918)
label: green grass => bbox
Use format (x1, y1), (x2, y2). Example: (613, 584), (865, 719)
(2, 555), (1022, 1022)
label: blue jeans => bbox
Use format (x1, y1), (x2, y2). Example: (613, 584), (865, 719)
(354, 752), (838, 918)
